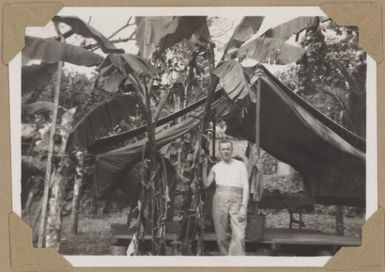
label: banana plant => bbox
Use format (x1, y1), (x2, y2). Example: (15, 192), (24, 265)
(23, 14), (328, 254)
(52, 15), (124, 54)
(216, 16), (321, 103)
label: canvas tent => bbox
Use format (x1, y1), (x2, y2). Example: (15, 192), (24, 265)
(92, 95), (230, 197)
(222, 66), (365, 207)
(94, 115), (201, 196)
(68, 65), (365, 207)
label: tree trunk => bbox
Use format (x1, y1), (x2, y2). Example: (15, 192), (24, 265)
(45, 167), (65, 249)
(70, 153), (84, 235)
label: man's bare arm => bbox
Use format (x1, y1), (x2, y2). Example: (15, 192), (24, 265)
(238, 162), (249, 222)
(241, 163), (249, 207)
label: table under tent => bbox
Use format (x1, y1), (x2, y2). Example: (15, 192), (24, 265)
(67, 65), (365, 256)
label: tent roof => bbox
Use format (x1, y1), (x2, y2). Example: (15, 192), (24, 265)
(93, 65), (365, 207)
(222, 65), (365, 206)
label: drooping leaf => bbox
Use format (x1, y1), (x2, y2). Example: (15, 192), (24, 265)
(96, 53), (158, 92)
(23, 36), (104, 66)
(225, 16), (265, 54)
(118, 54), (158, 76)
(213, 60), (252, 101)
(23, 101), (63, 115)
(186, 20), (214, 50)
(262, 16), (320, 41)
(135, 16), (207, 59)
(66, 94), (140, 149)
(135, 17), (176, 59)
(22, 63), (58, 96)
(239, 37), (306, 65)
(96, 69), (125, 93)
(52, 16), (124, 54)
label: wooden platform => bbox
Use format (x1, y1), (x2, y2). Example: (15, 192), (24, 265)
(111, 223), (360, 247)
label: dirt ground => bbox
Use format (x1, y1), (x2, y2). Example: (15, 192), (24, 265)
(59, 211), (127, 255)
(58, 209), (364, 255)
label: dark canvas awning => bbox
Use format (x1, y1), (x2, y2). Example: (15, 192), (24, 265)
(94, 115), (201, 197)
(93, 65), (365, 207)
(222, 66), (365, 207)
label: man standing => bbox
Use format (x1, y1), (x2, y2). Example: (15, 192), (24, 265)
(203, 139), (249, 255)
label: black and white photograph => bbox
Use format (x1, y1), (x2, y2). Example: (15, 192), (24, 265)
(10, 6), (377, 266)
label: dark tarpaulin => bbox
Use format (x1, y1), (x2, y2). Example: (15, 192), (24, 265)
(92, 65), (365, 207)
(88, 90), (224, 153)
(222, 66), (365, 207)
(93, 95), (231, 197)
(94, 115), (202, 197)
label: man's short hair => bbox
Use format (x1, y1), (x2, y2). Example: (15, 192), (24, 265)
(219, 139), (233, 149)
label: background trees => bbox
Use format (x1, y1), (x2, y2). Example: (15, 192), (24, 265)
(275, 20), (366, 137)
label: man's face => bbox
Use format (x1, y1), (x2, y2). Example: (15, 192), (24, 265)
(219, 142), (233, 162)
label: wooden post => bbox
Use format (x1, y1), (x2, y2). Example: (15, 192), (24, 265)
(255, 78), (261, 159)
(37, 36), (63, 247)
(253, 78), (262, 214)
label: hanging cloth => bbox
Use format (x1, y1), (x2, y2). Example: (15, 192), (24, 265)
(246, 142), (264, 201)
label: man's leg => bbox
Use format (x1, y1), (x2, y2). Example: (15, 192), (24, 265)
(212, 193), (230, 255)
(229, 201), (246, 255)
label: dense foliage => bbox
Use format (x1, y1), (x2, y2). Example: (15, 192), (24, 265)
(275, 20), (366, 137)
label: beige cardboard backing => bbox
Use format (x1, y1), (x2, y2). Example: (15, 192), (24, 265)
(1, 1), (384, 271)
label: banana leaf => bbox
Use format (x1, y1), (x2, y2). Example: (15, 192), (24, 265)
(186, 20), (214, 50)
(213, 60), (252, 101)
(135, 16), (207, 59)
(96, 69), (125, 93)
(66, 94), (140, 149)
(52, 16), (124, 54)
(225, 16), (264, 53)
(262, 16), (320, 41)
(23, 36), (104, 66)
(96, 53), (158, 92)
(22, 63), (58, 96)
(239, 37), (306, 65)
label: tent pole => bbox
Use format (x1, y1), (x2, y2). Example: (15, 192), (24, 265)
(37, 26), (63, 248)
(254, 78), (262, 214)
